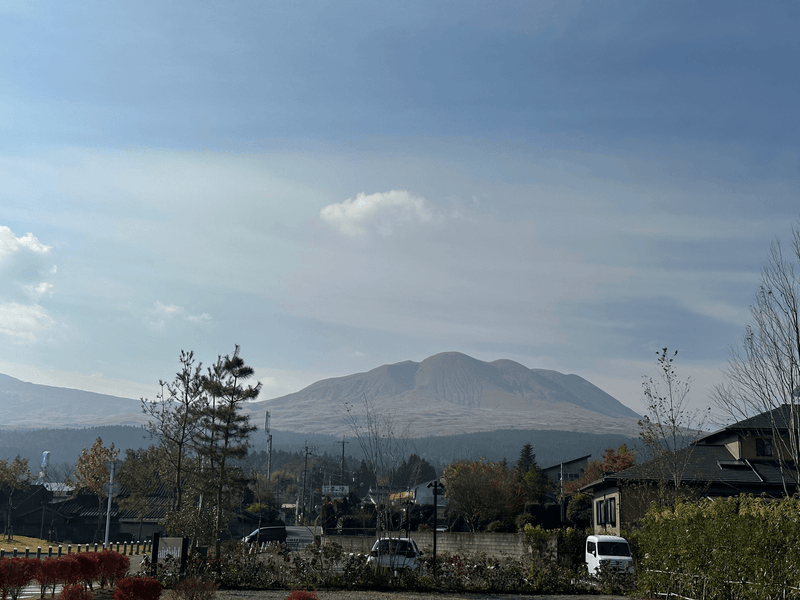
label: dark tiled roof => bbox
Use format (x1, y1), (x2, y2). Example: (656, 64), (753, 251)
(591, 443), (798, 496)
(700, 404), (800, 441)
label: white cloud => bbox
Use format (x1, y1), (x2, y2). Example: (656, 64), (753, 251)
(155, 301), (183, 316)
(0, 228), (50, 259)
(147, 301), (212, 329)
(0, 227), (56, 342)
(0, 302), (54, 343)
(186, 313), (212, 323)
(320, 190), (437, 236)
(0, 226), (56, 298)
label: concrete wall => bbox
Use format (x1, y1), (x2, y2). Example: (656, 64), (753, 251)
(325, 531), (529, 559)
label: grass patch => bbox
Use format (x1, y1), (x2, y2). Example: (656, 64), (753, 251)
(0, 535), (52, 553)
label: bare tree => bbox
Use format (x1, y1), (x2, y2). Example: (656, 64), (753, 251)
(713, 222), (800, 493)
(0, 457), (31, 538)
(639, 348), (708, 494)
(343, 396), (408, 539)
(69, 437), (119, 541)
(343, 396), (409, 490)
(142, 350), (206, 512)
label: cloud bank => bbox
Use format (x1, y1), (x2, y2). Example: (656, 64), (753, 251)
(0, 226), (56, 343)
(320, 190), (437, 236)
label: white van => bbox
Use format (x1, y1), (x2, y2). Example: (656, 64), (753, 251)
(585, 534), (634, 576)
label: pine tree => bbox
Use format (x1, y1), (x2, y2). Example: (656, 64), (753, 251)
(196, 345), (260, 556)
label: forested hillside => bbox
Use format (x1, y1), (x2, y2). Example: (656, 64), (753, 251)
(0, 425), (637, 474)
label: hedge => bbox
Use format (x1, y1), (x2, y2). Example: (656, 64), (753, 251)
(633, 495), (800, 600)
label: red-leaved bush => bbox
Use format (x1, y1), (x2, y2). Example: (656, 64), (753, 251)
(35, 557), (61, 597)
(74, 553), (101, 590)
(286, 591), (318, 600)
(54, 557), (81, 588)
(96, 551), (129, 588)
(0, 557), (40, 600)
(113, 576), (163, 600)
(60, 583), (93, 600)
(166, 576), (217, 600)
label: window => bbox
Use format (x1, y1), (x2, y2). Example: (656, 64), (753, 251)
(756, 438), (773, 457)
(596, 498), (617, 527)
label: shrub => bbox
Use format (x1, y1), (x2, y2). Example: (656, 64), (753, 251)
(0, 557), (40, 600)
(114, 576), (163, 600)
(486, 520), (507, 532)
(74, 553), (101, 590)
(53, 556), (81, 587)
(60, 583), (93, 600)
(35, 557), (61, 597)
(96, 551), (130, 588)
(166, 576), (217, 600)
(286, 591), (318, 600)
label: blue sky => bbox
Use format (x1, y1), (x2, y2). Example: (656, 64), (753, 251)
(1, 1), (798, 420)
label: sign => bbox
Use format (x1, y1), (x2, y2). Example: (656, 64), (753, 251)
(157, 537), (186, 563)
(321, 485), (349, 497)
(389, 490), (415, 501)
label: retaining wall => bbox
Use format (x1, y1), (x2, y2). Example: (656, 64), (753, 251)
(325, 531), (529, 559)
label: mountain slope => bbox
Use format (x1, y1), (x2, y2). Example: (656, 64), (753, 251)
(248, 352), (639, 437)
(0, 374), (146, 429)
(0, 352), (640, 437)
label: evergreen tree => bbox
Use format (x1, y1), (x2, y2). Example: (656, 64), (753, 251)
(516, 443), (535, 474)
(195, 345), (260, 555)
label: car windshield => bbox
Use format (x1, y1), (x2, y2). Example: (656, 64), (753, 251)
(375, 539), (415, 554)
(598, 541), (631, 557)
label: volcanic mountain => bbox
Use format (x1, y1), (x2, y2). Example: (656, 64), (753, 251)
(245, 352), (640, 437)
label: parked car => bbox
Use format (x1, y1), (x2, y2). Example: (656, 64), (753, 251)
(242, 525), (287, 544)
(585, 534), (634, 576)
(366, 537), (424, 572)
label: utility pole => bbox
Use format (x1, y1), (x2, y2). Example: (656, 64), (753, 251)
(265, 411), (273, 482)
(427, 480), (445, 579)
(301, 442), (312, 523)
(339, 437), (348, 486)
(560, 462), (564, 523)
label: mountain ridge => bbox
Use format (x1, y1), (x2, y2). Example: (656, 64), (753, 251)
(0, 352), (640, 437)
(246, 351), (639, 437)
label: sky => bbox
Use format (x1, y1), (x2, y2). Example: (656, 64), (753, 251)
(1, 1), (798, 423)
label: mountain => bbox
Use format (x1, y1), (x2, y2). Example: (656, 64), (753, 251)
(0, 373), (147, 429)
(0, 352), (640, 437)
(245, 352), (640, 437)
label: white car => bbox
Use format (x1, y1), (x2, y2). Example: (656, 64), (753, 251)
(585, 534), (634, 576)
(366, 537), (424, 572)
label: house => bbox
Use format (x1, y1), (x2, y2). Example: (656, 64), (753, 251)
(541, 455), (591, 499)
(583, 405), (800, 535)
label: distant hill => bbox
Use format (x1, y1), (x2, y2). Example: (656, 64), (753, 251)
(0, 374), (146, 429)
(0, 425), (638, 475)
(0, 352), (640, 438)
(246, 351), (640, 437)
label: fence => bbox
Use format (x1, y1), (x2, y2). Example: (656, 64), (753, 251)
(326, 531), (529, 560)
(0, 541), (153, 559)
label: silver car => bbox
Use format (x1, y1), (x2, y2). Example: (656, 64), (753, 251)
(366, 537), (424, 572)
